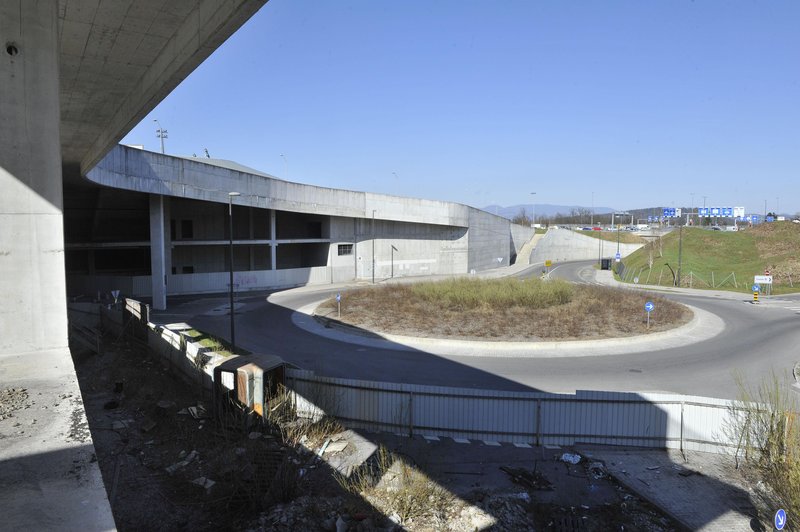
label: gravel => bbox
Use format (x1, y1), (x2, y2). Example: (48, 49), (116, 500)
(0, 388), (31, 421)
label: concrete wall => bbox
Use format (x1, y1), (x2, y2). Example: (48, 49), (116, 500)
(530, 228), (644, 264)
(68, 266), (332, 298)
(467, 208), (512, 272)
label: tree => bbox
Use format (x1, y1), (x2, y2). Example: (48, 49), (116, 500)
(511, 208), (532, 226)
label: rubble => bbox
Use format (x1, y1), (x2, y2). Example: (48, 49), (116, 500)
(561, 452), (582, 464)
(191, 476), (216, 495)
(165, 450), (198, 475)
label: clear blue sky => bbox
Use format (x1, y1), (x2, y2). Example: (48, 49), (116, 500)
(121, 1), (800, 215)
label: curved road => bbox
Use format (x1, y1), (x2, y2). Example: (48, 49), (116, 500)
(157, 261), (800, 400)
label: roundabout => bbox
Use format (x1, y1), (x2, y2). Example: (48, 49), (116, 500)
(293, 301), (724, 359)
(161, 261), (800, 400)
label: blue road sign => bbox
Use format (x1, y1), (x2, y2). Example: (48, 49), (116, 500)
(767, 216), (775, 222)
(645, 301), (654, 313)
(615, 252), (621, 259)
(336, 293), (341, 303)
(775, 508), (787, 530)
(752, 284), (760, 292)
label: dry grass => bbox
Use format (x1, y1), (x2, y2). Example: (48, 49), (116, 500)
(337, 445), (458, 526)
(725, 371), (800, 525)
(319, 278), (690, 340)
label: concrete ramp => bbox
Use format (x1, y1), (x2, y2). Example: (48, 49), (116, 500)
(531, 228), (644, 264)
(515, 232), (546, 265)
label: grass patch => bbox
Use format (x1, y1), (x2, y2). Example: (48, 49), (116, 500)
(410, 277), (573, 310)
(574, 229), (646, 244)
(618, 222), (800, 293)
(319, 278), (689, 340)
(181, 328), (241, 358)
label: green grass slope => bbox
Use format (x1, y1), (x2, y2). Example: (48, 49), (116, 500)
(617, 222), (800, 293)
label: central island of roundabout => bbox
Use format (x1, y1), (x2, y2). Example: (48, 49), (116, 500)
(289, 276), (725, 358)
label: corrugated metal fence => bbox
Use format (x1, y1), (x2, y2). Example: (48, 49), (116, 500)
(285, 369), (737, 454)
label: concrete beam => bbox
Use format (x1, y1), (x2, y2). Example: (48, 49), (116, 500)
(58, 0), (268, 173)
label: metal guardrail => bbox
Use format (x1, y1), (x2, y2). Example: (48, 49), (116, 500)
(285, 369), (736, 454)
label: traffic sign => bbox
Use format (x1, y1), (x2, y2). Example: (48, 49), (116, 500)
(545, 260), (552, 268)
(336, 293), (341, 303)
(775, 508), (787, 530)
(645, 301), (654, 313)
(615, 252), (621, 263)
(754, 275), (772, 285)
(752, 284), (760, 292)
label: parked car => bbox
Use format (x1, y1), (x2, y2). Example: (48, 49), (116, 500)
(592, 227), (602, 231)
(580, 227), (592, 231)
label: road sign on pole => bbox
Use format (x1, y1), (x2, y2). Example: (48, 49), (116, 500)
(644, 301), (654, 328)
(615, 252), (621, 262)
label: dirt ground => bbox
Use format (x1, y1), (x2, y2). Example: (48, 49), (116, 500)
(72, 335), (685, 531)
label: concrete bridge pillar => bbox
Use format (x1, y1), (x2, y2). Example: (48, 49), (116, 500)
(149, 195), (168, 310)
(0, 0), (67, 354)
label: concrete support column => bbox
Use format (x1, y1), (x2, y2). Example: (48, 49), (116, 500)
(270, 209), (277, 270)
(163, 196), (172, 278)
(149, 195), (167, 310)
(0, 0), (68, 354)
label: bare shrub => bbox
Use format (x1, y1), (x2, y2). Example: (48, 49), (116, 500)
(725, 371), (800, 523)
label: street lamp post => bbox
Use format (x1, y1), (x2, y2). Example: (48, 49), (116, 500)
(153, 119), (167, 154)
(228, 192), (240, 352)
(530, 192), (536, 227)
(371, 210), (376, 284)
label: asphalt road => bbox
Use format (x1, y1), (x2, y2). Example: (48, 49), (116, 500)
(153, 262), (800, 400)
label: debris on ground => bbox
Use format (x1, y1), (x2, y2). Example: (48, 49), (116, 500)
(73, 331), (686, 531)
(500, 465), (554, 491)
(0, 388), (31, 421)
(561, 452), (582, 464)
(588, 461), (607, 479)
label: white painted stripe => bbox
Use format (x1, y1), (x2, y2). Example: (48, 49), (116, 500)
(513, 443), (532, 448)
(423, 435), (440, 441)
(453, 438), (470, 444)
(483, 440), (501, 446)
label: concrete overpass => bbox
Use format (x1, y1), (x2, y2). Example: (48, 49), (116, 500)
(69, 145), (527, 309)
(0, 2), (266, 528)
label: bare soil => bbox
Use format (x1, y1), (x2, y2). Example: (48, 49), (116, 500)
(318, 284), (691, 341)
(73, 336), (683, 531)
